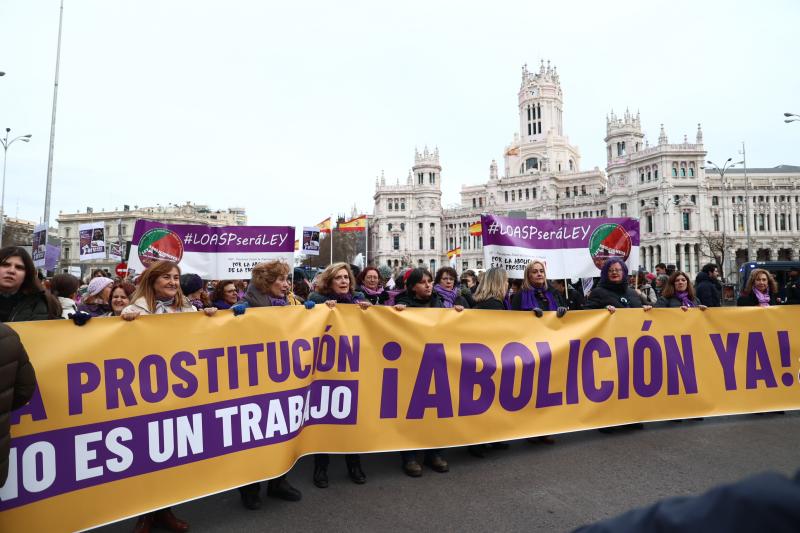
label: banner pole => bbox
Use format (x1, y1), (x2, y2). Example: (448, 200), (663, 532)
(365, 216), (369, 266)
(330, 215), (334, 265)
(564, 277), (569, 309)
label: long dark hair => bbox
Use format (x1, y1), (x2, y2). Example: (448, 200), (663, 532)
(0, 246), (61, 318)
(405, 268), (433, 296)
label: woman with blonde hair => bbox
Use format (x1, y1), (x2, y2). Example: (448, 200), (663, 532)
(119, 260), (216, 533)
(473, 267), (509, 310)
(236, 259), (305, 509)
(510, 260), (567, 317)
(737, 268), (778, 307)
(305, 262), (370, 487)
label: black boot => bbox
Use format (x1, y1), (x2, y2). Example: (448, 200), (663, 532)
(267, 475), (302, 501)
(346, 455), (366, 484)
(238, 483), (261, 510)
(313, 465), (329, 488)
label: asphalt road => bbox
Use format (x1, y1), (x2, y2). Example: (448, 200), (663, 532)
(93, 412), (799, 533)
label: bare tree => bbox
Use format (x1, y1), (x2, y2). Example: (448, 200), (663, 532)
(697, 231), (727, 271)
(300, 230), (365, 268)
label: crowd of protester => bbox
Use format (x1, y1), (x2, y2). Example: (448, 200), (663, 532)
(0, 243), (799, 532)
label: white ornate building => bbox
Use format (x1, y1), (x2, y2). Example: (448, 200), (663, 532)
(369, 61), (800, 281)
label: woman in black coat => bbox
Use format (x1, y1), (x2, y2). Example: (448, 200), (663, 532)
(356, 266), (389, 305)
(472, 267), (508, 310)
(584, 258), (652, 313)
(737, 268), (779, 307)
(393, 268), (462, 475)
(655, 271), (707, 311)
(510, 260), (568, 317)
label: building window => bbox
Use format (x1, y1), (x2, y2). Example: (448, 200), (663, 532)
(713, 215), (720, 231)
(504, 191), (509, 202)
(533, 188), (537, 199)
(566, 188), (571, 198)
(640, 172), (645, 183)
(388, 200), (393, 210)
(680, 167), (687, 177)
(737, 214), (744, 231)
(654, 169), (659, 180)
(682, 212), (690, 230)
(689, 167), (695, 177)
(712, 196), (719, 206)
(430, 259), (436, 272)
(472, 198), (476, 208)
(672, 166), (678, 177)
(691, 195), (696, 204)
(400, 201), (405, 210)
(400, 223), (405, 231)
(525, 157), (538, 171)
(430, 223), (435, 249)
(393, 236), (399, 250)
(620, 203), (627, 216)
(569, 160), (574, 171)
(429, 172), (435, 184)
(388, 223), (393, 231)
(418, 173), (424, 185)
(394, 201), (399, 210)
(64, 247), (70, 259)
(511, 190), (515, 201)
(65, 227), (71, 237)
(479, 197), (484, 207)
(780, 214), (787, 231)
(463, 260), (469, 271)
(525, 189), (530, 200)
(758, 214), (765, 231)
(581, 185), (586, 195)
(646, 215), (653, 233)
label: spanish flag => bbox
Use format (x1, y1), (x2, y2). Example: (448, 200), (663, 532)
(338, 215), (367, 232)
(316, 217), (332, 234)
(447, 247), (462, 260)
(469, 221), (482, 236)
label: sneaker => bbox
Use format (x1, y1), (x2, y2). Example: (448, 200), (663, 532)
(402, 460), (423, 477)
(424, 455), (449, 473)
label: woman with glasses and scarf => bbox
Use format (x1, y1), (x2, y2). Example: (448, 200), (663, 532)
(585, 258), (653, 314)
(433, 266), (471, 309)
(655, 271), (707, 311)
(510, 260), (568, 317)
(356, 266), (389, 305)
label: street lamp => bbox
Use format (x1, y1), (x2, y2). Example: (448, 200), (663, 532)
(0, 128), (33, 247)
(785, 112), (800, 123)
(705, 158), (736, 281)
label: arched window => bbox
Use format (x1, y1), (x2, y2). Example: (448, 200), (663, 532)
(525, 157), (539, 171)
(569, 160), (574, 171)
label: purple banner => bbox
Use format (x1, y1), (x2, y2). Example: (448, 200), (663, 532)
(481, 214), (640, 249)
(0, 379), (357, 510)
(131, 220), (293, 254)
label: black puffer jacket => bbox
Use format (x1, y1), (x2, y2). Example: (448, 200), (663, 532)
(695, 272), (722, 307)
(395, 292), (446, 308)
(510, 284), (567, 311)
(584, 283), (644, 309)
(737, 290), (778, 307)
(655, 295), (702, 308)
(0, 323), (36, 484)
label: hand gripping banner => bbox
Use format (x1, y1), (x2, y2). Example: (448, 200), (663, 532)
(1, 306), (799, 531)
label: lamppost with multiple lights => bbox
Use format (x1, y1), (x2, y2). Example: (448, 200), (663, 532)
(785, 112), (800, 123)
(705, 158), (737, 280)
(0, 128), (33, 247)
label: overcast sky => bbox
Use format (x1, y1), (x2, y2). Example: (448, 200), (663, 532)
(1, 0), (798, 234)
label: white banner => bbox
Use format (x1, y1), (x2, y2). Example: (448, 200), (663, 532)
(78, 222), (106, 261)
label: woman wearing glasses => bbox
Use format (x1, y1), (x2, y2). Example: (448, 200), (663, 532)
(585, 258), (652, 313)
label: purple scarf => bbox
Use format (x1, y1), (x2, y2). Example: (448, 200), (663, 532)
(433, 284), (458, 308)
(270, 296), (288, 307)
(519, 286), (558, 311)
(675, 291), (694, 307)
(189, 298), (205, 310)
(384, 289), (403, 306)
(754, 288), (771, 306)
(213, 299), (233, 310)
(361, 285), (384, 297)
(329, 291), (358, 304)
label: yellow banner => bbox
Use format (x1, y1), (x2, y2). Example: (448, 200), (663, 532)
(1, 306), (798, 532)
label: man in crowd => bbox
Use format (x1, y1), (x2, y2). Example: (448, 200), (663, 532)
(695, 263), (722, 307)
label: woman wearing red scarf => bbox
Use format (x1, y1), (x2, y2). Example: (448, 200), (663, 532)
(737, 268), (779, 307)
(510, 260), (568, 317)
(655, 271), (708, 311)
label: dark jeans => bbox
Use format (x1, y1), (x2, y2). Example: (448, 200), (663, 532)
(400, 449), (443, 463)
(314, 453), (361, 468)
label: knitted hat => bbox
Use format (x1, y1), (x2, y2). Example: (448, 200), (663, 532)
(180, 273), (203, 295)
(86, 277), (113, 297)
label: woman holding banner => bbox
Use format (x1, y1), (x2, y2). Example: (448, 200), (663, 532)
(473, 267), (508, 310)
(356, 266), (389, 305)
(510, 260), (568, 317)
(210, 279), (239, 310)
(737, 268), (779, 307)
(584, 258), (652, 314)
(433, 266), (471, 308)
(120, 261), (216, 533)
(236, 260), (306, 509)
(393, 267), (459, 475)
(306, 263), (370, 488)
(655, 271), (707, 311)
(108, 281), (136, 316)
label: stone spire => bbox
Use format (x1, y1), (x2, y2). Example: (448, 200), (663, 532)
(380, 169), (385, 186)
(658, 124), (668, 145)
(696, 123), (703, 144)
(489, 160), (498, 180)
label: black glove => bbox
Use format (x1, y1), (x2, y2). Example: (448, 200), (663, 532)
(532, 307), (544, 318)
(69, 311), (92, 326)
(556, 306), (567, 318)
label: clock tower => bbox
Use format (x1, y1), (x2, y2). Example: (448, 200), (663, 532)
(518, 60), (564, 143)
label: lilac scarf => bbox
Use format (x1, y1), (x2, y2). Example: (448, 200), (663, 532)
(519, 286), (558, 311)
(675, 291), (694, 307)
(434, 284), (458, 308)
(270, 296), (288, 306)
(213, 299), (232, 310)
(754, 288), (771, 306)
(330, 292), (358, 304)
(384, 289), (403, 306)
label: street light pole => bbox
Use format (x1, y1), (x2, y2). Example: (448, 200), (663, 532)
(0, 128), (33, 247)
(738, 141), (752, 261)
(706, 157), (735, 281)
(43, 0), (65, 229)
(784, 112), (800, 123)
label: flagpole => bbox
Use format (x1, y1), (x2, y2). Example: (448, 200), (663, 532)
(330, 214), (334, 265)
(365, 217), (369, 266)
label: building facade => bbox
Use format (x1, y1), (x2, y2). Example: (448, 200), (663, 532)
(370, 61), (800, 281)
(56, 202), (247, 277)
